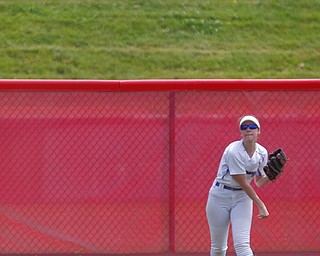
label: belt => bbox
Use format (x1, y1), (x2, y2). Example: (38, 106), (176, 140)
(215, 181), (242, 191)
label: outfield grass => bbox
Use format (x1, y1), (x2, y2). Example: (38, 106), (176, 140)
(0, 0), (319, 79)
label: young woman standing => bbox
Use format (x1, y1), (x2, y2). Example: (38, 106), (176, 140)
(206, 115), (271, 256)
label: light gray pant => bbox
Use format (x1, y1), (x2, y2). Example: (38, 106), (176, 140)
(206, 183), (254, 256)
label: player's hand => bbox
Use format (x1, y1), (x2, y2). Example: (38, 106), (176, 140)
(258, 205), (269, 219)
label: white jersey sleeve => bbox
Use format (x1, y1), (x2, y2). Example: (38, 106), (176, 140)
(227, 144), (246, 175)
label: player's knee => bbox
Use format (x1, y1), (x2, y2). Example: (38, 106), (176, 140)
(210, 246), (227, 256)
(234, 241), (252, 256)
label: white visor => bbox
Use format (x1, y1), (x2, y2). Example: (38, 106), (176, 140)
(239, 115), (260, 129)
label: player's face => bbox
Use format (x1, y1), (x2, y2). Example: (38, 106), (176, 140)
(240, 121), (260, 142)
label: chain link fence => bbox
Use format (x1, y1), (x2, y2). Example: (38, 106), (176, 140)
(0, 80), (319, 254)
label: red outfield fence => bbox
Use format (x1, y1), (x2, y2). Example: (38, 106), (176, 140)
(0, 79), (319, 254)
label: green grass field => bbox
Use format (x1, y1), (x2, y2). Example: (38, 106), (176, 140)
(0, 0), (319, 79)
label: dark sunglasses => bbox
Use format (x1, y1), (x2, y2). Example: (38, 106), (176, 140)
(240, 124), (259, 130)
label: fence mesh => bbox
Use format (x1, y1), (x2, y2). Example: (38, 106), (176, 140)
(0, 87), (319, 254)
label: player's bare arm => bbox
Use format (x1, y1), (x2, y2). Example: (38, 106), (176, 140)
(254, 175), (270, 187)
(233, 174), (269, 219)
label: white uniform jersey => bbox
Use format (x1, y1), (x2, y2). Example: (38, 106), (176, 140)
(214, 140), (268, 188)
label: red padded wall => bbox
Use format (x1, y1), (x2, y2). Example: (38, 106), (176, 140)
(0, 79), (319, 254)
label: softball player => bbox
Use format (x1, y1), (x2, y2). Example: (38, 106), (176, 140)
(206, 115), (271, 256)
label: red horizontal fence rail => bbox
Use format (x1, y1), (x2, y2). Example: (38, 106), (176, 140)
(0, 79), (319, 255)
(1, 78), (320, 91)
